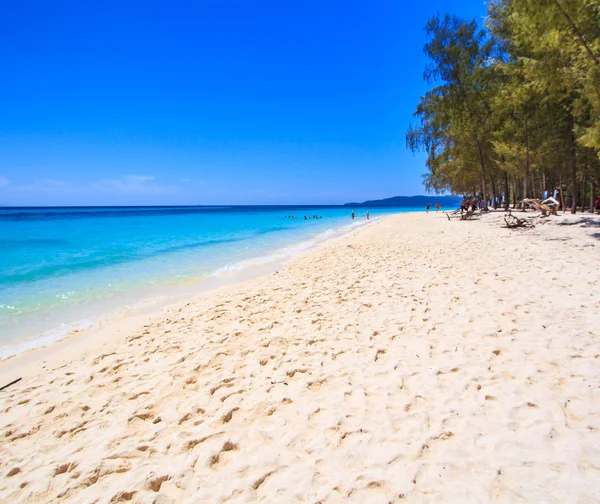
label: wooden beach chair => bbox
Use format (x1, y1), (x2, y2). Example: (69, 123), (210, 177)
(521, 198), (554, 216)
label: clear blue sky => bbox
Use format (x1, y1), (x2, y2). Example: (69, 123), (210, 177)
(0, 0), (487, 206)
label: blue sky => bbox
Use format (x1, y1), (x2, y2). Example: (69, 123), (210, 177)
(0, 0), (487, 206)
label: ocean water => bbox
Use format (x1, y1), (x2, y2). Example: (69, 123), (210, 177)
(0, 205), (420, 358)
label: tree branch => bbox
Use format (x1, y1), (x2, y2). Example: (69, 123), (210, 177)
(553, 0), (599, 66)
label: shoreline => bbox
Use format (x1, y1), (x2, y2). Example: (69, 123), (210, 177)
(0, 215), (382, 383)
(1, 206), (386, 362)
(1, 210), (598, 502)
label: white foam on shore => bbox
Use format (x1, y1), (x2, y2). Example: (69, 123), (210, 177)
(211, 220), (371, 276)
(212, 238), (317, 275)
(0, 319), (95, 361)
(0, 294), (166, 361)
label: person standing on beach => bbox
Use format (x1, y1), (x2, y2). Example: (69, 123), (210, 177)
(426, 203), (430, 213)
(460, 196), (468, 215)
(366, 211), (370, 220)
(435, 202), (440, 213)
(351, 211), (355, 220)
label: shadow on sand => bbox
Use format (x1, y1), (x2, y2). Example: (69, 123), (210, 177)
(557, 217), (600, 228)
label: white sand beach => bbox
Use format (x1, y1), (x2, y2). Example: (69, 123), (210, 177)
(1, 211), (599, 503)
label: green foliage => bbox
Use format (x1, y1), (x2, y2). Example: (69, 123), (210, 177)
(406, 14), (496, 203)
(407, 0), (600, 209)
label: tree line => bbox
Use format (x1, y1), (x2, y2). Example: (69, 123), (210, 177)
(406, 0), (600, 213)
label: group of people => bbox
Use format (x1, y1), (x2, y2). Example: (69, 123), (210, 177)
(459, 195), (483, 215)
(295, 195), (600, 222)
(425, 192), (600, 215)
(283, 215), (326, 220)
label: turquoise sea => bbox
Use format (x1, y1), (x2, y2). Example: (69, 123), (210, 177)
(0, 205), (428, 358)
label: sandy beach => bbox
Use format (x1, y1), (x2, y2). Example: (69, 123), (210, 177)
(1, 211), (599, 503)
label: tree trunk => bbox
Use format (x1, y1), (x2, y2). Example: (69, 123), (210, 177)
(475, 136), (488, 210)
(490, 176), (497, 209)
(543, 171), (547, 196)
(569, 114), (577, 213)
(504, 171), (510, 211)
(591, 181), (595, 213)
(524, 115), (530, 198)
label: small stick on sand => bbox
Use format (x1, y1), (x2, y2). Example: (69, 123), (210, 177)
(0, 377), (22, 392)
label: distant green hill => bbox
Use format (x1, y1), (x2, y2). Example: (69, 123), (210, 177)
(344, 195), (461, 207)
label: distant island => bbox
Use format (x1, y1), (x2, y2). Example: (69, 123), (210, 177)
(344, 195), (461, 207)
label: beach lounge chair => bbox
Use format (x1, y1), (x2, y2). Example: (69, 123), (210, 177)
(521, 198), (554, 216)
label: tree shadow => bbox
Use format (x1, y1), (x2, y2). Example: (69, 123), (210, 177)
(558, 217), (600, 228)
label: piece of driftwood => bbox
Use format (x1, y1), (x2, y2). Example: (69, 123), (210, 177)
(461, 209), (481, 220)
(444, 210), (460, 221)
(444, 209), (480, 221)
(504, 210), (535, 228)
(0, 377), (22, 392)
